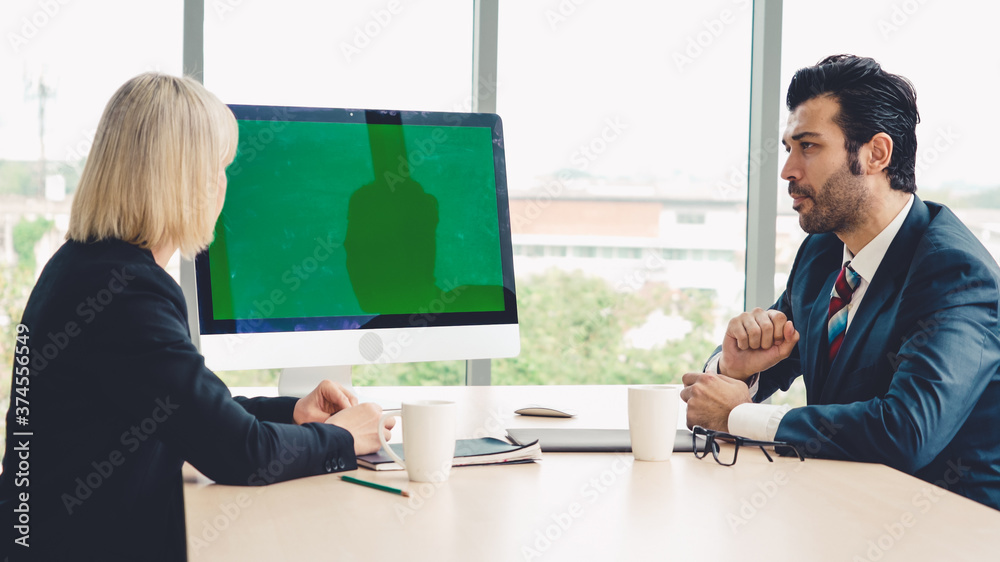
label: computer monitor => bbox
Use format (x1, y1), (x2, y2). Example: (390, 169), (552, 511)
(180, 105), (519, 396)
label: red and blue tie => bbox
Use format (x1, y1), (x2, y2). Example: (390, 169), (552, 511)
(827, 263), (860, 362)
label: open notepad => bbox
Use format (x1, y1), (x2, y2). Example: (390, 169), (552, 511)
(357, 437), (543, 471)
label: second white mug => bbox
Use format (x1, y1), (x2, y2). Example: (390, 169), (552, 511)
(628, 385), (680, 461)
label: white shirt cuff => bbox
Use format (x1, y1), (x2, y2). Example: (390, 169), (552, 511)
(705, 353), (760, 399)
(704, 352), (722, 374)
(728, 403), (791, 442)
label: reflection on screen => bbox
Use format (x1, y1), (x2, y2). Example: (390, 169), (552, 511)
(207, 116), (505, 326)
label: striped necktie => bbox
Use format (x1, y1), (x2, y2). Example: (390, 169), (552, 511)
(827, 263), (861, 362)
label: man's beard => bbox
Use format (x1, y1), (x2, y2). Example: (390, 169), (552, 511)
(789, 158), (869, 234)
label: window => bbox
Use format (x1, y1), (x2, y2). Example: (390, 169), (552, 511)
(202, 1), (475, 387)
(0, 216), (9, 263)
(205, 1), (472, 111)
(677, 212), (707, 224)
(525, 246), (544, 257)
(494, 0), (752, 385)
(708, 250), (734, 262)
(662, 249), (688, 261)
(0, 0), (768, 398)
(772, 0), (1000, 406)
(0, 0), (184, 459)
(616, 248), (643, 260)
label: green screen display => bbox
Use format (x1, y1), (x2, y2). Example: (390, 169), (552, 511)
(207, 117), (506, 323)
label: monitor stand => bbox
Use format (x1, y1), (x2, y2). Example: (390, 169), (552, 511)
(278, 365), (355, 398)
(277, 366), (401, 410)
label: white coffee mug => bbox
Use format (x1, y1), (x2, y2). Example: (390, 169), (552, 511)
(628, 385), (680, 461)
(378, 400), (457, 482)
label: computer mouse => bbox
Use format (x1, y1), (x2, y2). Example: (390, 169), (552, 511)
(514, 405), (577, 418)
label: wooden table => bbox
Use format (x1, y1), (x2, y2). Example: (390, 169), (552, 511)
(184, 385), (1000, 561)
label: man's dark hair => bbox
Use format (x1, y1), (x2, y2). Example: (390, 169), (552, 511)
(786, 54), (919, 193)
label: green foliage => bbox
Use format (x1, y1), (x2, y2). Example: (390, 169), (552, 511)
(920, 185), (1000, 209)
(1, 217), (55, 453)
(354, 361), (464, 387)
(770, 377), (807, 408)
(215, 369), (281, 388)
(492, 270), (718, 385)
(55, 161), (84, 196)
(0, 160), (83, 197)
(0, 264), (36, 455)
(12, 217), (54, 271)
(0, 161), (35, 195)
(0, 264), (733, 451)
(964, 187), (1000, 208)
(335, 269), (720, 387)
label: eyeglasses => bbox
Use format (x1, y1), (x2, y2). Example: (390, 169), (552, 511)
(692, 426), (805, 466)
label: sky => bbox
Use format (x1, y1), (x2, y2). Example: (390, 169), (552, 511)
(1, 0), (997, 193)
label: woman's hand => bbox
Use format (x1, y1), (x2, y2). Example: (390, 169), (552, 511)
(326, 403), (396, 455)
(293, 380), (358, 425)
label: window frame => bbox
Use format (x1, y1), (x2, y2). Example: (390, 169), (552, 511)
(180, 0), (782, 386)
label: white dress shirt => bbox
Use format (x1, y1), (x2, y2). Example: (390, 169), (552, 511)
(714, 194), (915, 441)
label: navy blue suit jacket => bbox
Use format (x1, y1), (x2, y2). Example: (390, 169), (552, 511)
(760, 197), (1000, 510)
(0, 239), (357, 560)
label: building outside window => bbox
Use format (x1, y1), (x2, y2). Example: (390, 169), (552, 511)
(2, 1), (994, 429)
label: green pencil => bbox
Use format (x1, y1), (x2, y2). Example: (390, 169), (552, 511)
(341, 475), (410, 497)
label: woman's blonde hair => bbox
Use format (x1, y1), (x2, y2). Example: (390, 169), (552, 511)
(68, 72), (238, 258)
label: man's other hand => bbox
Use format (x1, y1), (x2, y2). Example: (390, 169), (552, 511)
(293, 380), (359, 425)
(326, 403), (395, 455)
(719, 308), (800, 380)
(680, 373), (751, 432)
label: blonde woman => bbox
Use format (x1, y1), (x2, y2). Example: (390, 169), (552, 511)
(0, 73), (392, 561)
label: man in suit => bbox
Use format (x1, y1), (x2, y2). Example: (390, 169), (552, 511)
(680, 55), (1000, 510)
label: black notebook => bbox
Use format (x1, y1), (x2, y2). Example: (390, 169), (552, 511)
(505, 428), (701, 453)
